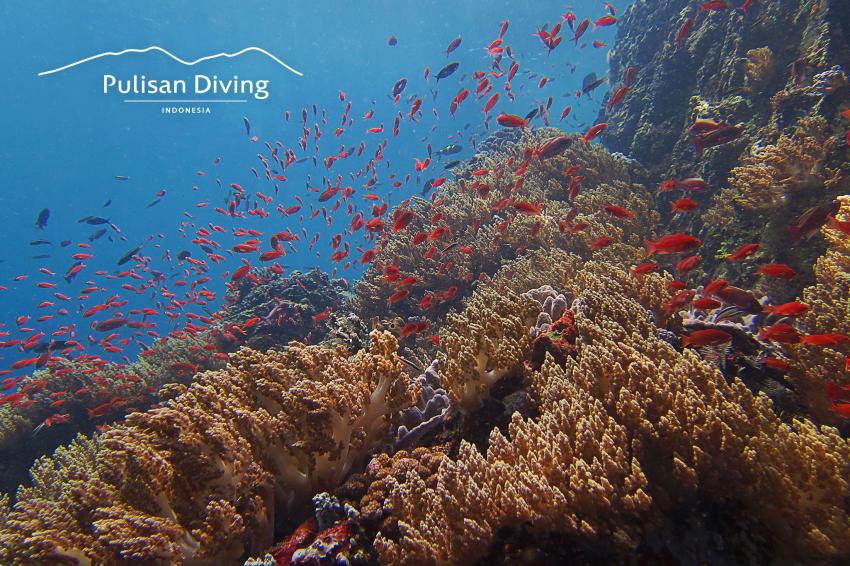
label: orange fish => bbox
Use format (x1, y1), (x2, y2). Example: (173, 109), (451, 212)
(603, 204), (634, 218)
(581, 123), (608, 145)
(513, 201), (542, 215)
(727, 243), (760, 261)
(591, 236), (614, 250)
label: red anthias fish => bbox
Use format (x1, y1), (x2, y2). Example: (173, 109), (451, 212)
(788, 201), (840, 240)
(763, 301), (809, 317)
(755, 263), (797, 279)
(688, 120), (743, 158)
(496, 113), (528, 128)
(711, 285), (762, 314)
(758, 322), (801, 344)
(681, 329), (732, 348)
(727, 243), (760, 261)
(645, 233), (701, 255)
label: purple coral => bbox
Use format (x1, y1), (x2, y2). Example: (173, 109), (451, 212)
(388, 359), (452, 450)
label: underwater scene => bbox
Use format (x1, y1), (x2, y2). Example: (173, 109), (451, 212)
(1, 0), (850, 563)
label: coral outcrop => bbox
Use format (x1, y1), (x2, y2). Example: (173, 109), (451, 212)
(0, 331), (410, 564)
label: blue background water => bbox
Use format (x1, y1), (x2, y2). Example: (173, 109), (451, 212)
(0, 1), (618, 370)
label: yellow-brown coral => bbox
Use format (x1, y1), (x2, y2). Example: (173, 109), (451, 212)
(374, 261), (850, 565)
(437, 286), (538, 412)
(0, 331), (411, 565)
(727, 115), (837, 212)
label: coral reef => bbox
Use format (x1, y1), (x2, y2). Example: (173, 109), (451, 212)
(0, 332), (224, 497)
(348, 127), (656, 333)
(436, 286), (538, 412)
(723, 115), (838, 213)
(373, 261), (850, 565)
(220, 267), (351, 350)
(0, 331), (410, 564)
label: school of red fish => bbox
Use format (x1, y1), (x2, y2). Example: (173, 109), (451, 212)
(3, 0), (850, 433)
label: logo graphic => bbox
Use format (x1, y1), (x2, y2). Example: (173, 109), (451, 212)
(38, 46), (303, 77)
(37, 46), (301, 112)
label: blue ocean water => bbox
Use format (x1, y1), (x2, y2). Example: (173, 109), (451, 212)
(0, 1), (616, 370)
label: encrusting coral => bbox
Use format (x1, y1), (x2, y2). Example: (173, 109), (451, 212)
(373, 260), (850, 565)
(0, 331), (411, 565)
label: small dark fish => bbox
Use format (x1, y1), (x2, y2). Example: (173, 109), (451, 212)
(242, 116), (251, 137)
(444, 160), (461, 169)
(392, 77), (408, 97)
(146, 198), (161, 208)
(581, 72), (598, 91)
(78, 216), (110, 225)
(436, 61), (460, 81)
(102, 199), (112, 208)
(524, 108), (539, 120)
(177, 250), (191, 261)
(387, 35), (398, 46)
(436, 143), (462, 157)
(29, 239), (51, 246)
(35, 208), (50, 229)
(30, 340), (71, 354)
(582, 76), (608, 95)
(114, 175), (129, 181)
(60, 240), (71, 247)
(31, 254), (49, 259)
(421, 178), (436, 196)
(117, 244), (142, 266)
(88, 228), (107, 242)
(95, 318), (128, 332)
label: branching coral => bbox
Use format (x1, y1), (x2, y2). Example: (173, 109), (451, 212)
(781, 195), (850, 421)
(743, 47), (774, 87)
(727, 115), (838, 212)
(0, 331), (411, 565)
(436, 286), (539, 412)
(373, 261), (850, 565)
(0, 331), (225, 497)
(349, 127), (656, 330)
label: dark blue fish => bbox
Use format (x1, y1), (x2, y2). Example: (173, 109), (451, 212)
(35, 208), (50, 229)
(392, 77), (408, 97)
(78, 216), (110, 225)
(29, 239), (51, 246)
(436, 61), (460, 81)
(88, 228), (107, 242)
(117, 244), (142, 266)
(242, 116), (251, 137)
(114, 175), (129, 181)
(387, 35), (398, 46)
